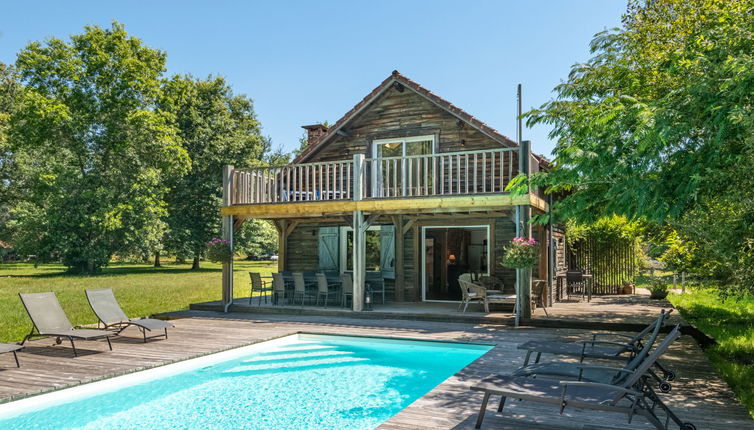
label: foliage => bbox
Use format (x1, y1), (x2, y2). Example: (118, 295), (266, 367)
(158, 75), (264, 267)
(658, 230), (698, 273)
(648, 278), (669, 297)
(528, 0), (754, 222)
(527, 0), (754, 293)
(5, 22), (189, 272)
(0, 259), (276, 343)
(501, 237), (539, 269)
(205, 238), (232, 263)
(669, 288), (754, 416)
(0, 63), (20, 209)
(234, 219), (278, 258)
(566, 216), (645, 286)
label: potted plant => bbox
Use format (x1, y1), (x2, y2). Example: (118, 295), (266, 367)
(206, 238), (233, 264)
(501, 237), (539, 325)
(501, 237), (539, 269)
(648, 279), (669, 300)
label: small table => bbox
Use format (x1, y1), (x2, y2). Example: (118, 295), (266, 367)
(555, 272), (593, 302)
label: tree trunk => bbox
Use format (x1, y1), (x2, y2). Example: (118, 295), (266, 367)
(192, 255), (200, 270)
(154, 252), (161, 268)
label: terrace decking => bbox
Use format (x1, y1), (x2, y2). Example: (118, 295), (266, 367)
(0, 311), (750, 429)
(190, 291), (687, 332)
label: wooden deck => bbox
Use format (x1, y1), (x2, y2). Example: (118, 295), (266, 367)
(191, 290), (687, 332)
(0, 310), (750, 429)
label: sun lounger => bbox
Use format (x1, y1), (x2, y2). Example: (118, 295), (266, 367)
(470, 326), (695, 430)
(0, 343), (22, 367)
(86, 289), (173, 342)
(513, 317), (674, 393)
(19, 292), (113, 357)
(517, 309), (676, 383)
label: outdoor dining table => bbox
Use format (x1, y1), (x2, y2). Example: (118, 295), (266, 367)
(555, 272), (593, 302)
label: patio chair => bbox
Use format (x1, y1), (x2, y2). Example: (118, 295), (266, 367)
(531, 279), (548, 316)
(292, 272), (316, 306)
(470, 326), (695, 430)
(271, 272), (287, 305)
(340, 273), (354, 308)
(517, 310), (676, 383)
(565, 270), (585, 301)
(0, 343), (22, 367)
(19, 292), (113, 357)
(459, 279), (515, 313)
(85, 289), (174, 343)
(315, 273), (339, 307)
(248, 272), (273, 305)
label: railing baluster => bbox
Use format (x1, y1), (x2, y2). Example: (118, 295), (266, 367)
(464, 154), (469, 194)
(491, 151), (496, 193)
(482, 152), (487, 193)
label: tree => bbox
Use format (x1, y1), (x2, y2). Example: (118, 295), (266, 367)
(6, 22), (188, 272)
(235, 219), (278, 259)
(0, 63), (20, 241)
(158, 75), (265, 269)
(527, 0), (754, 292)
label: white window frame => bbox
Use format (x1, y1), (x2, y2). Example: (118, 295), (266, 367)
(372, 135), (435, 196)
(339, 225), (382, 273)
(420, 225), (491, 303)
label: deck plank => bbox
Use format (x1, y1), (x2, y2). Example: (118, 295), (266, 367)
(0, 311), (749, 429)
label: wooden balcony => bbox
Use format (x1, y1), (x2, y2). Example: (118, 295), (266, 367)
(220, 148), (547, 219)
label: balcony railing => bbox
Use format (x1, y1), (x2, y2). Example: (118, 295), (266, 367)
(229, 148), (522, 205)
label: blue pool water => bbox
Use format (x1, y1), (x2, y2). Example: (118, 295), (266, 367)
(0, 334), (491, 429)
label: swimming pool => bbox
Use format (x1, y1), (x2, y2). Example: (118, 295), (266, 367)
(0, 333), (492, 429)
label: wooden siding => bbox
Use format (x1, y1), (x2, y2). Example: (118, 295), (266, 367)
(309, 85), (514, 164)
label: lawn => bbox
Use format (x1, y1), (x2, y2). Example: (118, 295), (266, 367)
(668, 288), (754, 417)
(0, 259), (276, 343)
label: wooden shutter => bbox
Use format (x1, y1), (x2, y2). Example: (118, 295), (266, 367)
(318, 227), (340, 271)
(380, 225), (395, 279)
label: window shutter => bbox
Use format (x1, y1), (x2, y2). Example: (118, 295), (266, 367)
(318, 227), (340, 271)
(380, 225), (395, 279)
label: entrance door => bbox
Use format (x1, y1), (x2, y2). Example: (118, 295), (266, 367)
(422, 226), (490, 302)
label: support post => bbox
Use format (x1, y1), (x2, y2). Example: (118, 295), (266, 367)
(393, 215), (405, 302)
(351, 154), (365, 311)
(352, 211), (365, 311)
(222, 165), (235, 311)
(515, 140), (533, 323)
(276, 220), (288, 273)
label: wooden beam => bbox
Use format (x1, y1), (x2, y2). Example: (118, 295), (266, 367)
(277, 219), (288, 272)
(220, 194), (534, 218)
(233, 217), (246, 233)
(285, 220), (299, 237)
(352, 211), (365, 311)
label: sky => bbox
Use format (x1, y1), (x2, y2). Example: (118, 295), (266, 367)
(0, 1), (627, 157)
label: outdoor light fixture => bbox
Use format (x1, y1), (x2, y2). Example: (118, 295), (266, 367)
(365, 289), (373, 311)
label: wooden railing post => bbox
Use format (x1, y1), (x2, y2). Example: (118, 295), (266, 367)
(353, 154), (364, 201)
(221, 164), (234, 311)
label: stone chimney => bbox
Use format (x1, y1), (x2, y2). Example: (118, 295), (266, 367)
(301, 124), (329, 146)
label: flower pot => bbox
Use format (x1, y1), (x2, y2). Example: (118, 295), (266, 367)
(622, 284), (634, 295)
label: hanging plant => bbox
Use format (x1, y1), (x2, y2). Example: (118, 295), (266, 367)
(206, 238), (233, 263)
(502, 237), (539, 269)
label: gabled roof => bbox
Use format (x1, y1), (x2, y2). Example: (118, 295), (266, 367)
(294, 70), (521, 163)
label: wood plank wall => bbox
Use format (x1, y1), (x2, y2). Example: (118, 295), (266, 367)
(306, 85), (515, 165)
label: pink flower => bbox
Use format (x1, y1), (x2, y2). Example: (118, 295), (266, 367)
(513, 237), (524, 243)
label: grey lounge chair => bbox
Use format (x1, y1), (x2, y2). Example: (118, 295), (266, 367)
(0, 343), (22, 367)
(512, 316), (673, 393)
(85, 289), (173, 342)
(19, 292), (113, 357)
(471, 326), (695, 430)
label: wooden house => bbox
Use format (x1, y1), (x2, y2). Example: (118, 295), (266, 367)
(220, 71), (554, 316)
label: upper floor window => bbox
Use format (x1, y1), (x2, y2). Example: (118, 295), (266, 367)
(372, 135), (435, 196)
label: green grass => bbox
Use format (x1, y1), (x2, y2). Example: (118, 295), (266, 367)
(0, 259), (276, 343)
(668, 288), (754, 417)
